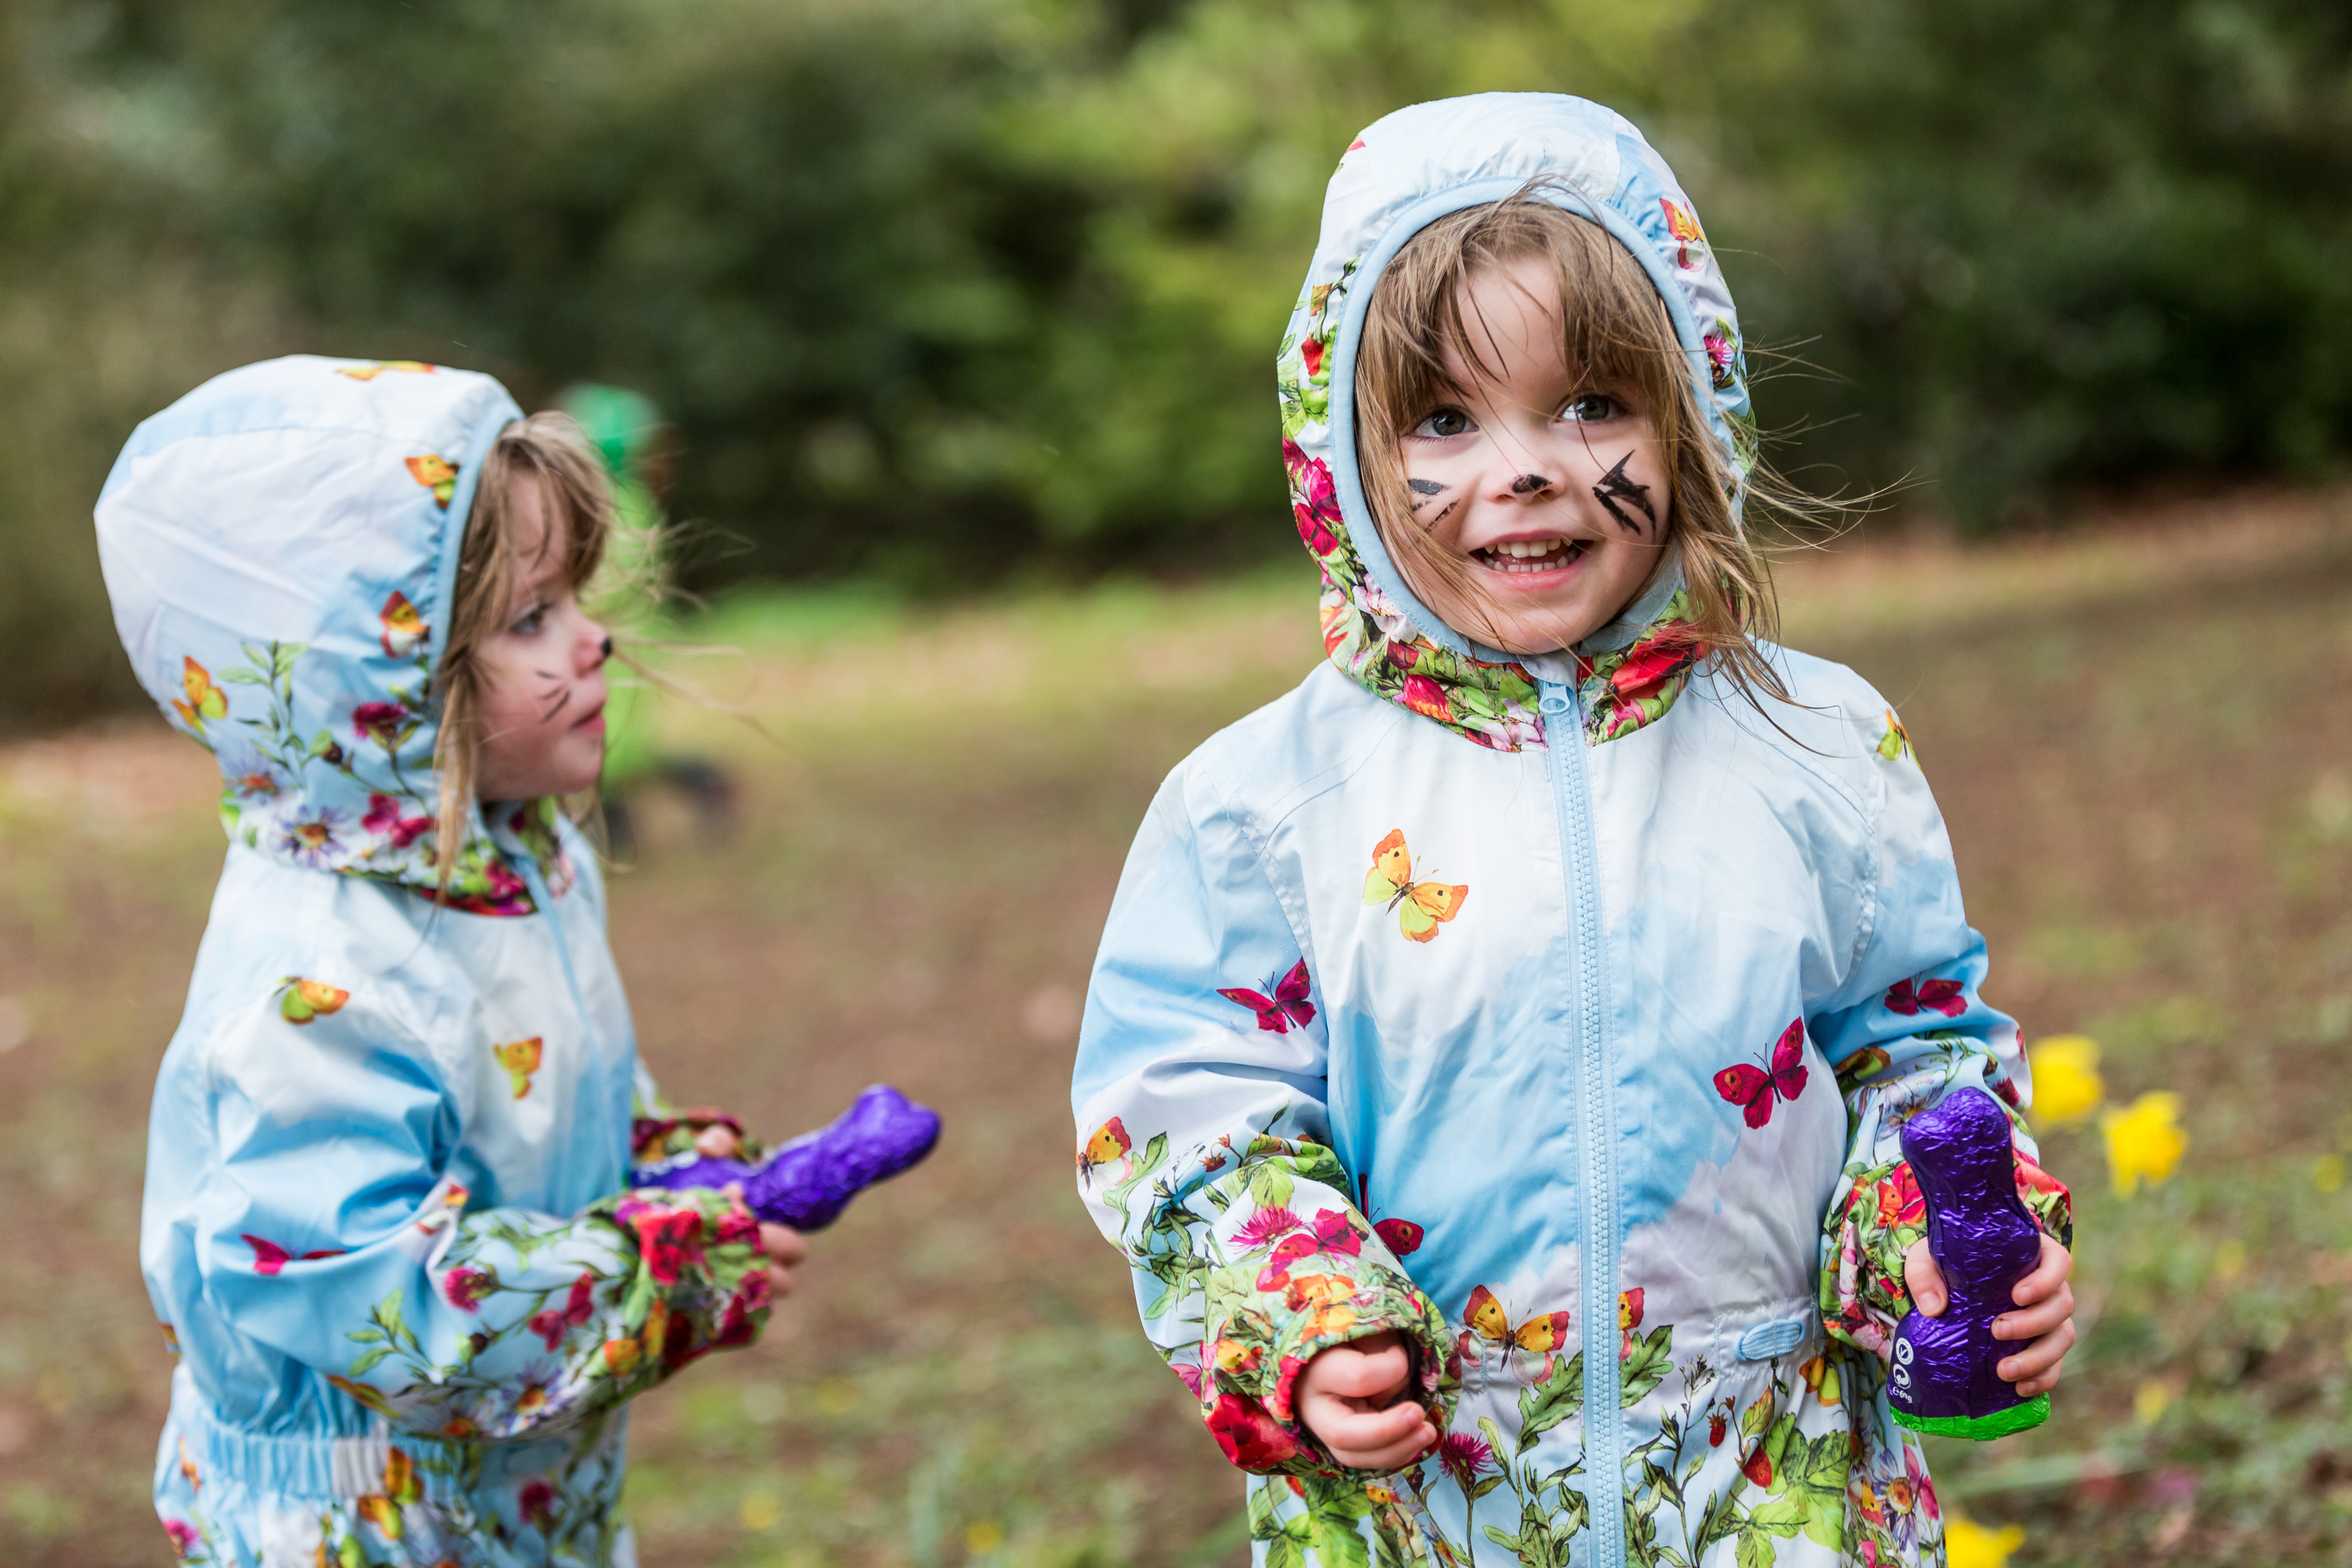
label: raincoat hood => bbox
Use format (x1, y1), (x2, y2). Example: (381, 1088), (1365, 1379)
(96, 355), (557, 912)
(1279, 93), (1752, 750)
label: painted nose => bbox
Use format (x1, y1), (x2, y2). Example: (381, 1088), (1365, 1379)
(1511, 473), (1554, 496)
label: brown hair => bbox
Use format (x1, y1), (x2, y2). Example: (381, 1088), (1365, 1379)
(1355, 188), (1798, 707)
(430, 412), (613, 883)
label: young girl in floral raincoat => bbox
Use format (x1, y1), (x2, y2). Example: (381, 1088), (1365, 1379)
(100, 356), (804, 1566)
(1072, 96), (2077, 1567)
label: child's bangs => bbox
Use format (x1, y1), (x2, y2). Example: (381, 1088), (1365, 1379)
(1365, 193), (1687, 434)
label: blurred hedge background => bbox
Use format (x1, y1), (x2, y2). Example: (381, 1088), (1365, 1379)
(5, 0), (2348, 730)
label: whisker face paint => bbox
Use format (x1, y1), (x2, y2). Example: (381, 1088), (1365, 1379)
(1408, 477), (1457, 525)
(1592, 453), (1656, 535)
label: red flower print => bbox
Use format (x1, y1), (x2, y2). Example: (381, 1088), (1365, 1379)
(162, 1519), (200, 1557)
(362, 793), (433, 850)
(350, 701), (413, 747)
(1302, 337), (1326, 379)
(1372, 1216), (1425, 1257)
(1231, 1207), (1303, 1249)
(1875, 1164), (1926, 1227)
(2014, 1150), (2070, 1204)
(1255, 1232), (1319, 1290)
(1272, 1352), (1308, 1420)
(1205, 1392), (1300, 1470)
(1609, 629), (1701, 702)
(714, 1201), (761, 1248)
(1400, 673), (1452, 722)
(619, 1201), (706, 1285)
(1885, 977), (1967, 1018)
(528, 1269), (599, 1351)
(443, 1267), (494, 1312)
(1385, 641), (1421, 669)
(1439, 1431), (1497, 1487)
(518, 1478), (556, 1528)
(1287, 452), (1343, 558)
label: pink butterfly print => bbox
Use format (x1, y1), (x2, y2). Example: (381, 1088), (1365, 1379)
(1355, 1173), (1426, 1257)
(1217, 959), (1316, 1034)
(242, 1234), (346, 1276)
(1713, 1020), (1810, 1130)
(1885, 977), (1967, 1018)
(1309, 1208), (1363, 1257)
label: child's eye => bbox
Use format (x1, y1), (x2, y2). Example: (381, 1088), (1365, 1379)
(1411, 408), (1477, 439)
(510, 604), (548, 636)
(1560, 393), (1619, 423)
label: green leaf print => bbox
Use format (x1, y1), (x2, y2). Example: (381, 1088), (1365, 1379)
(1247, 1160), (1296, 1211)
(1619, 1325), (1675, 1407)
(1516, 1348), (1585, 1449)
(1101, 1132), (1169, 1215)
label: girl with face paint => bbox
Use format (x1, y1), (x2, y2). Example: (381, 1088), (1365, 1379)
(1073, 99), (2073, 1568)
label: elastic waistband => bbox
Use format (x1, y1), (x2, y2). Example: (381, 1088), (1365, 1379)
(174, 1391), (584, 1505)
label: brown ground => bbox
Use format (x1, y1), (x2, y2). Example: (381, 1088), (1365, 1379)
(2, 490), (2347, 1566)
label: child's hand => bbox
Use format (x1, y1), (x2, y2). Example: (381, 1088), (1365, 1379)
(760, 1223), (808, 1297)
(1903, 1232), (2075, 1397)
(1296, 1330), (1439, 1471)
(695, 1124), (743, 1159)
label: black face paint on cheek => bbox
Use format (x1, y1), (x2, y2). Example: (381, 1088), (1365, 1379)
(1592, 453), (1657, 536)
(1407, 477), (1446, 516)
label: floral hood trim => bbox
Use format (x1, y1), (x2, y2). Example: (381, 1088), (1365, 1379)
(97, 356), (564, 915)
(1277, 96), (1756, 751)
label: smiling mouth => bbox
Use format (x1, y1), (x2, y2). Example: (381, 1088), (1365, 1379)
(1473, 538), (1586, 575)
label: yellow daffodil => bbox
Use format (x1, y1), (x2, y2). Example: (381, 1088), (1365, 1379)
(2028, 1034), (2104, 1127)
(1945, 1514), (2027, 1568)
(2103, 1091), (2186, 1196)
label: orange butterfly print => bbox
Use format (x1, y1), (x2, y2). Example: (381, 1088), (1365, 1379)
(1076, 1116), (1131, 1185)
(277, 978), (349, 1026)
(405, 454), (459, 509)
(173, 656), (229, 734)
(379, 591), (427, 659)
(493, 1036), (544, 1099)
(1361, 829), (1469, 943)
(1464, 1284), (1573, 1356)
(1660, 198), (1707, 269)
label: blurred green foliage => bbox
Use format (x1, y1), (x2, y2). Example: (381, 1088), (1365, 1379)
(5, 0), (2348, 727)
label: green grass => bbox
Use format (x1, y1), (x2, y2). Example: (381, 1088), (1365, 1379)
(0, 494), (2347, 1566)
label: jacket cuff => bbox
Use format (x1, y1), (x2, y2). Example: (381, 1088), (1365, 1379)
(1195, 1205), (1456, 1477)
(1821, 1150), (2074, 1362)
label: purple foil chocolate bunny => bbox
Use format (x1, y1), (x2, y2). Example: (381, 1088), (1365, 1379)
(1887, 1085), (2051, 1439)
(633, 1084), (941, 1231)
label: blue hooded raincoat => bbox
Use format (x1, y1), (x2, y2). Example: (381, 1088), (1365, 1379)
(1070, 96), (2071, 1568)
(99, 357), (773, 1568)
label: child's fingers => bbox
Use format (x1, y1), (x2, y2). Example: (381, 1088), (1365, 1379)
(2008, 1233), (2074, 1306)
(1991, 1278), (2074, 1341)
(1309, 1397), (1435, 1470)
(695, 1124), (743, 1159)
(766, 1262), (796, 1297)
(2011, 1358), (2068, 1398)
(1901, 1239), (1949, 1316)
(1995, 1316), (2075, 1386)
(1300, 1332), (1413, 1403)
(760, 1223), (809, 1266)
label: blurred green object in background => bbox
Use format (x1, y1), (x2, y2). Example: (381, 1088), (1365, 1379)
(561, 382), (670, 792)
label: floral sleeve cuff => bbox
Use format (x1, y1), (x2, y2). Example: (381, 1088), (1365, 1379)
(1822, 1147), (2073, 1361)
(1190, 1167), (1455, 1477)
(629, 1109), (764, 1165)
